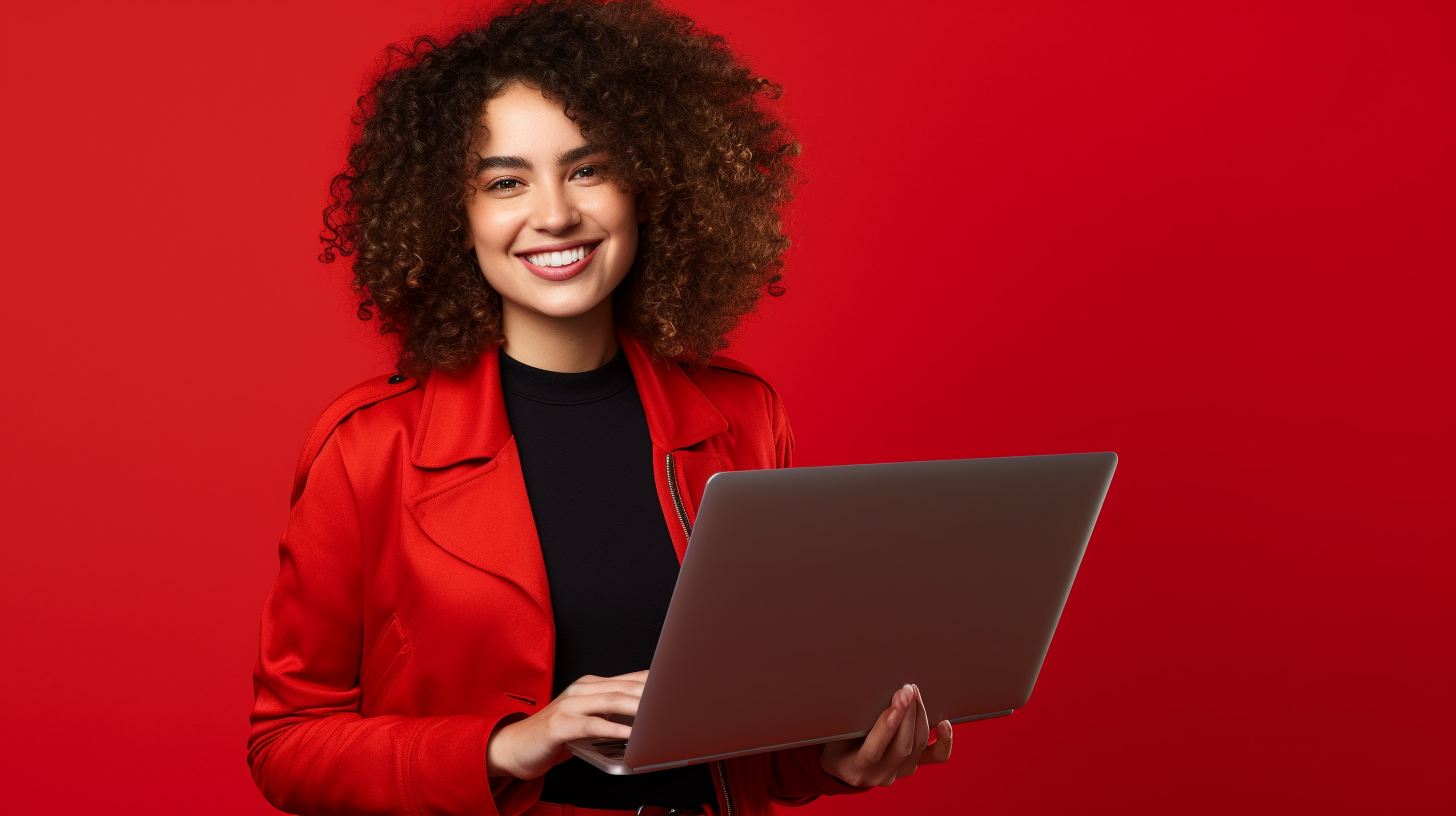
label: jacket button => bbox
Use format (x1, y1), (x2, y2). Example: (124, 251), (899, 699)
(388, 374), (406, 384)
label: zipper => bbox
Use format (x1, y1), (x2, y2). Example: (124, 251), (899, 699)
(665, 451), (694, 541)
(714, 758), (736, 816)
(665, 451), (736, 816)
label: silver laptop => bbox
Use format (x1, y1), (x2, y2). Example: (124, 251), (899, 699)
(568, 451), (1117, 774)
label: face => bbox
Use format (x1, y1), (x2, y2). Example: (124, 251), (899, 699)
(465, 81), (644, 324)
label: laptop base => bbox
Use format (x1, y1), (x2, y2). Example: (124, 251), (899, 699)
(566, 709), (1015, 775)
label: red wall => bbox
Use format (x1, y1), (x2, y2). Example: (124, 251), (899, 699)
(1, 1), (1450, 812)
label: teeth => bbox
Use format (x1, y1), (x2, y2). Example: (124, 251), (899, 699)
(526, 244), (590, 268)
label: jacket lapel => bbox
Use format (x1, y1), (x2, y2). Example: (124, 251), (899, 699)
(617, 329), (729, 563)
(403, 330), (729, 615)
(405, 349), (553, 618)
(617, 328), (728, 451)
(410, 345), (513, 468)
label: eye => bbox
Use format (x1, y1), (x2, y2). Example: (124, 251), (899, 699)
(572, 164), (601, 180)
(486, 177), (522, 191)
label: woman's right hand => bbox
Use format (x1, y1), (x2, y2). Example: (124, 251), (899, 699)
(485, 670), (648, 780)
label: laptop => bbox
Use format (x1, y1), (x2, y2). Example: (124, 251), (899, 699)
(568, 451), (1117, 774)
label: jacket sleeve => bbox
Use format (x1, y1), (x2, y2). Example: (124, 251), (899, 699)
(758, 387), (876, 805)
(770, 380), (795, 470)
(247, 429), (524, 816)
(763, 746), (875, 805)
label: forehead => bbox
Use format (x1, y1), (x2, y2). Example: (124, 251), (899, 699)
(477, 81), (585, 152)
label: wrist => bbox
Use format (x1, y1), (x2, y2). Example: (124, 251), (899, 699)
(817, 743), (871, 790)
(486, 715), (526, 779)
(816, 744), (846, 782)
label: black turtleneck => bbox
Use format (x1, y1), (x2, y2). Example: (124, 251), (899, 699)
(497, 346), (715, 810)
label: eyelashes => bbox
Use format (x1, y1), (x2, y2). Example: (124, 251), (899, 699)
(485, 164), (601, 192)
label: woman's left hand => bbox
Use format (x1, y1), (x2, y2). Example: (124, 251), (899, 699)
(818, 683), (953, 787)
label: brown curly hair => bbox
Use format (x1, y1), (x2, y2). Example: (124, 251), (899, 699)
(320, 0), (802, 378)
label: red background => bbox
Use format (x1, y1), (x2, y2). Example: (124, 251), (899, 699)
(1, 1), (1451, 812)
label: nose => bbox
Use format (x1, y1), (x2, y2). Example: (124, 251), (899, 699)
(529, 180), (581, 234)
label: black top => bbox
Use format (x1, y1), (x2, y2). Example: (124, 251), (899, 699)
(498, 347), (716, 810)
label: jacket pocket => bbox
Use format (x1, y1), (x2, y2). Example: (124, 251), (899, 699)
(360, 613), (412, 717)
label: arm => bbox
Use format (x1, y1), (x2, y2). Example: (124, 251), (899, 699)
(247, 431), (517, 816)
(770, 381), (795, 470)
(763, 745), (875, 805)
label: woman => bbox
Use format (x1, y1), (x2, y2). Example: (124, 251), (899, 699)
(247, 1), (953, 814)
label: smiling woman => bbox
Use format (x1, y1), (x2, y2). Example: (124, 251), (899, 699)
(465, 81), (645, 372)
(319, 0), (801, 379)
(249, 2), (950, 815)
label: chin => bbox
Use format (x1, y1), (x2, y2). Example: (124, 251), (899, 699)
(486, 264), (627, 321)
(520, 289), (617, 320)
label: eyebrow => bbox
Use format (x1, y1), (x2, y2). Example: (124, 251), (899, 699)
(475, 144), (604, 173)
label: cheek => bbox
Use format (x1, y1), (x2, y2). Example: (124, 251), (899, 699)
(465, 201), (522, 251)
(606, 223), (639, 285)
(613, 215), (639, 255)
(585, 196), (640, 261)
(466, 222), (518, 291)
(580, 185), (639, 229)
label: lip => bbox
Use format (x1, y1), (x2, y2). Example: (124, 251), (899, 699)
(517, 240), (601, 282)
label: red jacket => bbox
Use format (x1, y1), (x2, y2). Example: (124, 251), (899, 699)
(248, 328), (868, 815)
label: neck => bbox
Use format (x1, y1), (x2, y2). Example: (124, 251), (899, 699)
(498, 297), (619, 373)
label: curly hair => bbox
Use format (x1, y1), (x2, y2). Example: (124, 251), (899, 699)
(320, 0), (802, 377)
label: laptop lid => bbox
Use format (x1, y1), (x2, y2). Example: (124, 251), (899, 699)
(622, 451), (1116, 772)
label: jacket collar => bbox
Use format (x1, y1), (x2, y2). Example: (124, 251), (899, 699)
(410, 326), (728, 468)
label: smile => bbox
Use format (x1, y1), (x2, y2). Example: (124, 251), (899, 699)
(523, 244), (592, 267)
(517, 241), (601, 282)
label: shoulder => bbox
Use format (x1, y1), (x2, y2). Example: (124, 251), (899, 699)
(289, 372), (423, 507)
(683, 355), (793, 465)
(683, 355), (787, 415)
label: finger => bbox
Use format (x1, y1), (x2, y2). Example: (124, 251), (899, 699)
(887, 686), (919, 764)
(560, 690), (644, 718)
(543, 710), (634, 745)
(894, 686), (931, 778)
(562, 678), (647, 698)
(579, 670), (649, 681)
(573, 715), (633, 741)
(565, 671), (649, 691)
(918, 721), (954, 766)
(911, 685), (930, 749)
(857, 686), (912, 764)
